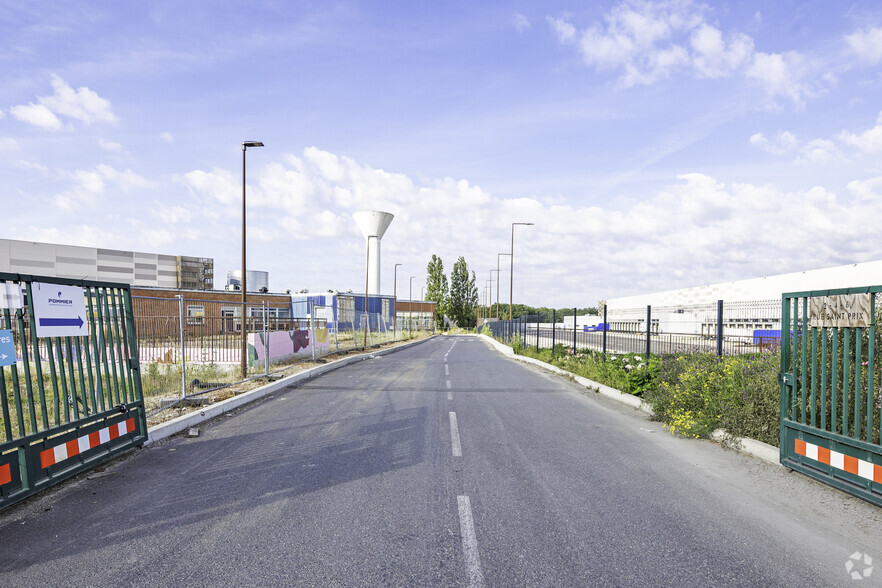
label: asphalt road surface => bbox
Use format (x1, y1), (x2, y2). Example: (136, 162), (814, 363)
(1, 335), (880, 587)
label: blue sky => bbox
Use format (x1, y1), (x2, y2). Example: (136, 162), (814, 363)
(3, 1), (882, 309)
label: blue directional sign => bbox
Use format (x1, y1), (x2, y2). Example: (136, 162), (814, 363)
(0, 330), (15, 367)
(31, 283), (89, 338)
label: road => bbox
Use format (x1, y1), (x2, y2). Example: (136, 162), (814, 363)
(0, 335), (880, 587)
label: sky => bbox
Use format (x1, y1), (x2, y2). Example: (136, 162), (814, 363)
(3, 0), (882, 309)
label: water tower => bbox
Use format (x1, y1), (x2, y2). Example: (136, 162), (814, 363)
(353, 210), (394, 295)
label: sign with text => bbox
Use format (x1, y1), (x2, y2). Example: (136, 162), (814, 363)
(0, 329), (15, 366)
(32, 282), (89, 338)
(809, 293), (872, 329)
(0, 282), (22, 310)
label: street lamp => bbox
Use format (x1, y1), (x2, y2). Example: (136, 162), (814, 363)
(241, 140), (264, 379)
(490, 270), (500, 320)
(409, 276), (415, 333)
(497, 253), (510, 320)
(393, 263), (402, 336)
(510, 222), (533, 322)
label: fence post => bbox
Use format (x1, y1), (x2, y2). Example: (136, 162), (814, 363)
(334, 307), (339, 353)
(310, 302), (317, 360)
(535, 315), (539, 350)
(602, 305), (608, 358)
(572, 307), (577, 354)
(264, 301), (269, 376)
(178, 294), (186, 399)
(716, 299), (724, 357)
(552, 309), (556, 353)
(646, 305), (651, 358)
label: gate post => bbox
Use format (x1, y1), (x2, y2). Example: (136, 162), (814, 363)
(602, 305), (608, 358)
(178, 294), (186, 399)
(716, 299), (724, 356)
(572, 307), (576, 354)
(263, 301), (269, 376)
(646, 305), (651, 358)
(552, 309), (556, 354)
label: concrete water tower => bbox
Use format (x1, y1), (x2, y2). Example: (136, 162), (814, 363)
(353, 210), (394, 295)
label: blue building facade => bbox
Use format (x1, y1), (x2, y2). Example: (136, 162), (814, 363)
(290, 292), (396, 333)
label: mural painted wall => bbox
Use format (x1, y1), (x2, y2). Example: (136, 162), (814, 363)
(247, 327), (330, 366)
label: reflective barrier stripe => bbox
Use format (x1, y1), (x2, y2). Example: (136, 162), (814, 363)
(0, 463), (10, 486)
(39, 418), (135, 469)
(795, 438), (882, 484)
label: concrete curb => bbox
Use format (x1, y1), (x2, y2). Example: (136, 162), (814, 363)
(145, 335), (437, 445)
(477, 334), (782, 468)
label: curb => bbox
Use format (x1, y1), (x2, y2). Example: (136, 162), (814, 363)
(145, 335), (437, 445)
(477, 334), (782, 468)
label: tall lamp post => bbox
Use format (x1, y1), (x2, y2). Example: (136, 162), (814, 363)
(409, 276), (415, 333)
(241, 140), (264, 379)
(489, 270), (499, 320)
(497, 253), (510, 320)
(393, 263), (402, 336)
(510, 222), (534, 323)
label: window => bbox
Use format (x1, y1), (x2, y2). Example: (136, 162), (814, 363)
(187, 304), (204, 326)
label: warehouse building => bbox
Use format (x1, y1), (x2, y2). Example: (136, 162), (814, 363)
(0, 238), (214, 290)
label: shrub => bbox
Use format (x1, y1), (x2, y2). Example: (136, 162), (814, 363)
(510, 333), (523, 354)
(647, 352), (780, 443)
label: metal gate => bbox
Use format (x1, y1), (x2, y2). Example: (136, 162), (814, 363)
(780, 286), (882, 506)
(0, 274), (147, 510)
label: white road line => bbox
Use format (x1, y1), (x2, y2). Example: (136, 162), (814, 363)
(449, 411), (462, 457)
(446, 380), (451, 389)
(445, 365), (449, 376)
(448, 391), (453, 401)
(457, 495), (485, 588)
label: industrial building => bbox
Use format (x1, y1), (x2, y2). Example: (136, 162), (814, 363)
(291, 291), (397, 333)
(0, 238), (214, 290)
(602, 260), (882, 338)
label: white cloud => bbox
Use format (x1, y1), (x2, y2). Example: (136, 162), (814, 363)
(15, 160), (49, 173)
(0, 137), (19, 151)
(10, 75), (117, 130)
(845, 25), (882, 65)
(160, 132), (174, 143)
(689, 24), (753, 79)
(795, 139), (842, 165)
(513, 13), (531, 33)
(99, 138), (124, 152)
(181, 168), (238, 207)
(174, 147), (882, 301)
(52, 164), (150, 210)
(548, 2), (823, 107)
(838, 112), (882, 153)
(847, 176), (882, 201)
(745, 51), (813, 108)
(749, 130), (797, 155)
(10, 103), (63, 130)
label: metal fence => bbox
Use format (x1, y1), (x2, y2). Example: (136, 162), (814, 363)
(484, 299), (783, 357)
(1, 274), (147, 510)
(131, 295), (435, 417)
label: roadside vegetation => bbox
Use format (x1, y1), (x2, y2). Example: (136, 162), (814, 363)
(512, 342), (780, 446)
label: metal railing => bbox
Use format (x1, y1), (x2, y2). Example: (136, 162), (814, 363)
(484, 299), (783, 357)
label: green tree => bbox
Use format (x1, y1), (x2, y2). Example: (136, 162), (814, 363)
(425, 254), (448, 322)
(448, 256), (477, 327)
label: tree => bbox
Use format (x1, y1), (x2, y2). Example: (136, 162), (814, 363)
(425, 254), (448, 322)
(448, 256), (476, 327)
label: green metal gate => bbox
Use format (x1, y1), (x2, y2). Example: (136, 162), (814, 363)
(780, 286), (882, 506)
(0, 273), (147, 510)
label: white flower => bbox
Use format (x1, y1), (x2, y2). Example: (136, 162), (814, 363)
(625, 363), (634, 369)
